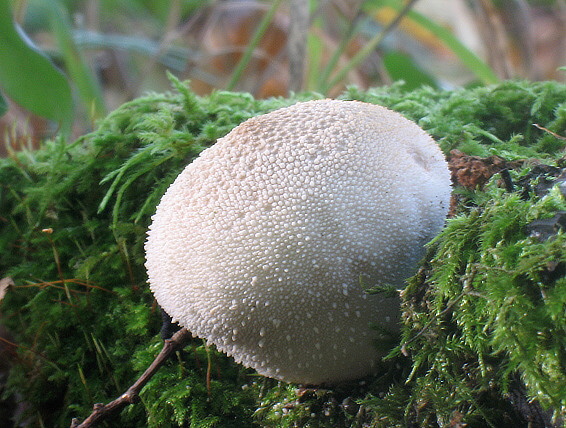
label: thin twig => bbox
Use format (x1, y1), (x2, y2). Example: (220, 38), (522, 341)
(316, 1), (364, 93)
(533, 123), (566, 141)
(70, 327), (192, 428)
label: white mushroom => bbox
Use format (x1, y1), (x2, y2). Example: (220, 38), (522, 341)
(145, 99), (451, 384)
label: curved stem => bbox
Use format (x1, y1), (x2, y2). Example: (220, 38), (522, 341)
(70, 328), (192, 428)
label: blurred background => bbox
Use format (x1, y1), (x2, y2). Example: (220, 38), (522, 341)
(0, 0), (564, 153)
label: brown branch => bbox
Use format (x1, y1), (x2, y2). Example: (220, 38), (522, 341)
(70, 328), (192, 428)
(533, 123), (566, 141)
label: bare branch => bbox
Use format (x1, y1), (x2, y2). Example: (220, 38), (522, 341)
(70, 328), (192, 428)
(533, 123), (566, 141)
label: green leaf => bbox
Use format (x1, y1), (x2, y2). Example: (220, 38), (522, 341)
(382, 50), (438, 90)
(0, 91), (7, 117)
(0, 0), (73, 132)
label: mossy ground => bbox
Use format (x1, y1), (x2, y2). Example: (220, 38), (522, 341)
(0, 79), (564, 427)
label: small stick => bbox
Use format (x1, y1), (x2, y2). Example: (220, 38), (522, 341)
(533, 123), (566, 141)
(70, 327), (192, 428)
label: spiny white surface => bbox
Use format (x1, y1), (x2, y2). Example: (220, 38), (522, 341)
(145, 99), (451, 385)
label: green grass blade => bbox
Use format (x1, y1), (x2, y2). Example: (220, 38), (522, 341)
(0, 91), (7, 117)
(363, 0), (499, 85)
(326, 0), (420, 91)
(306, 31), (325, 91)
(226, 0), (284, 91)
(315, 19), (358, 94)
(43, 0), (106, 120)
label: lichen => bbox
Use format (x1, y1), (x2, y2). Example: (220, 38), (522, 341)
(0, 78), (564, 426)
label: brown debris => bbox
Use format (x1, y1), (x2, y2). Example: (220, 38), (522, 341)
(448, 149), (520, 190)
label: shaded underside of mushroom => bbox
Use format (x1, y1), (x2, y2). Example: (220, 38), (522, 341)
(145, 99), (451, 384)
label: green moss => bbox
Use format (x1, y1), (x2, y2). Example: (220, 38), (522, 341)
(0, 79), (564, 426)
(389, 183), (565, 427)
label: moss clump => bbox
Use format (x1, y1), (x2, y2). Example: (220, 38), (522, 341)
(376, 182), (565, 427)
(0, 79), (564, 427)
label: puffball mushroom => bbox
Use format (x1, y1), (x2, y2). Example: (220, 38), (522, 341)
(145, 99), (451, 385)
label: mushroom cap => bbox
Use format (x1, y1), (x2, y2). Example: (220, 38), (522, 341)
(145, 99), (451, 384)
